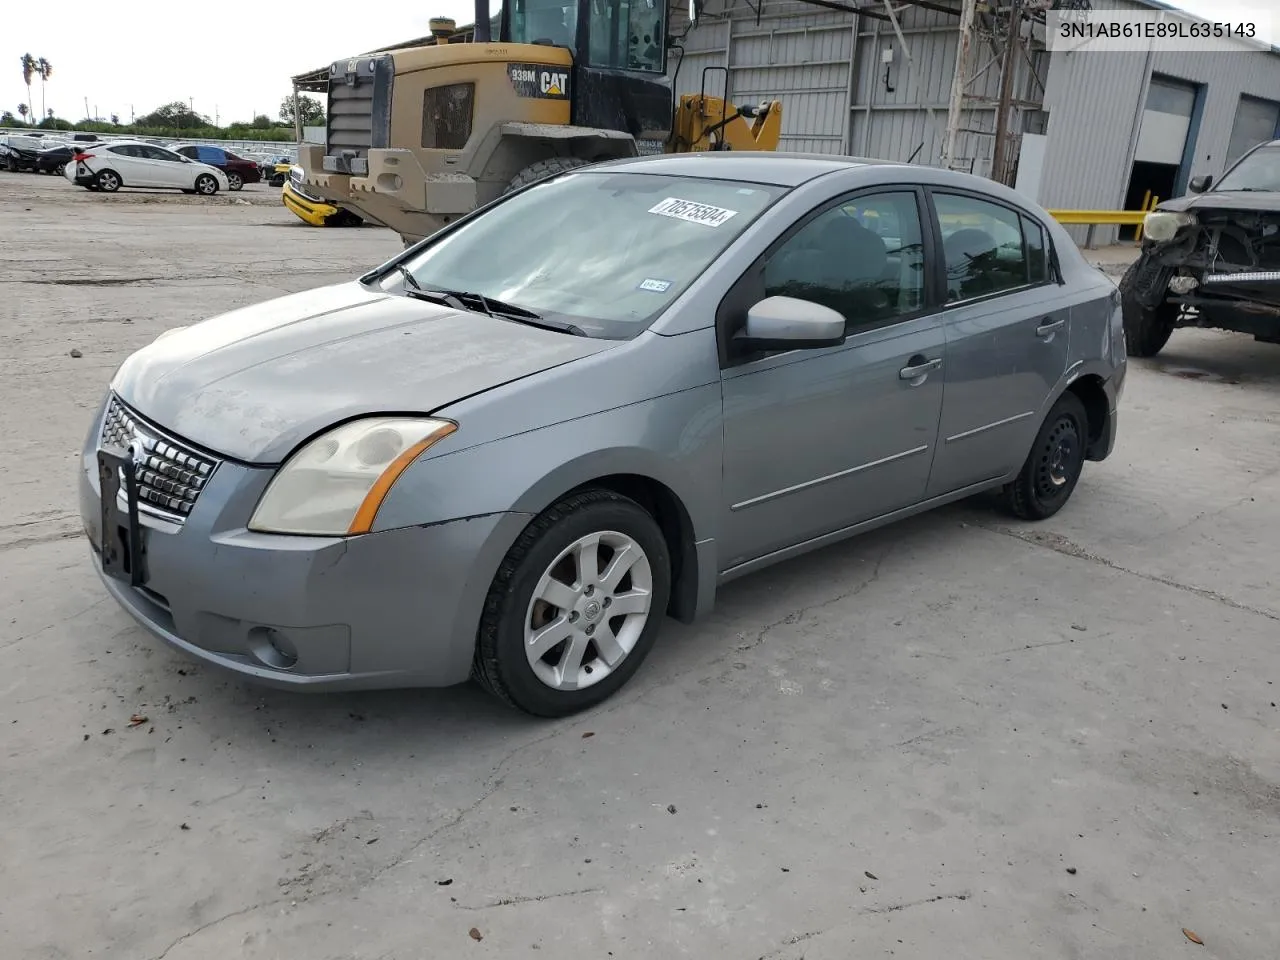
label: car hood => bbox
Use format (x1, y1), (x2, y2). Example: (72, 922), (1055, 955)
(111, 281), (613, 464)
(1158, 190), (1280, 214)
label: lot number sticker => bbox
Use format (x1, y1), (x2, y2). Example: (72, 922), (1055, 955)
(648, 197), (739, 228)
(637, 278), (673, 292)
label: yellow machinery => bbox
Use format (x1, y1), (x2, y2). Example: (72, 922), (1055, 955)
(281, 166), (364, 227)
(296, 1), (782, 246)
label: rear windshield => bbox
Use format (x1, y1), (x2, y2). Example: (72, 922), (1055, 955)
(397, 171), (787, 337)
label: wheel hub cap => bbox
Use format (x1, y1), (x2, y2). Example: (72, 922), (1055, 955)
(525, 530), (653, 692)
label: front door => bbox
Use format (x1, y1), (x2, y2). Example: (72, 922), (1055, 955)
(923, 190), (1071, 497)
(719, 188), (947, 569)
(141, 145), (191, 188)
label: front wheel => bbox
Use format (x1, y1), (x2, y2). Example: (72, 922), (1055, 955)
(1119, 257), (1177, 357)
(473, 489), (671, 717)
(194, 173), (218, 196)
(227, 171), (243, 191)
(1002, 392), (1090, 521)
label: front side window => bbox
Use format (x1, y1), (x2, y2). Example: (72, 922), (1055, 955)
(933, 193), (1029, 302)
(1023, 215), (1049, 284)
(1215, 144), (1280, 192)
(422, 83), (475, 150)
(510, 0), (577, 47)
(398, 172), (785, 337)
(589, 0), (665, 71)
(762, 190), (926, 333)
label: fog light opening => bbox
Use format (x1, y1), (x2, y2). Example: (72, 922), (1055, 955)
(1168, 274), (1199, 295)
(247, 626), (299, 670)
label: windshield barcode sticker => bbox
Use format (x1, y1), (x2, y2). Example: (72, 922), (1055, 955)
(648, 197), (739, 228)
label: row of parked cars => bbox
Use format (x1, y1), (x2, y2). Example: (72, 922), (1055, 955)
(1, 132), (296, 193)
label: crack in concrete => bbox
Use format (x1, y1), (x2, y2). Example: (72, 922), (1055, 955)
(732, 546), (893, 657)
(984, 524), (1280, 623)
(148, 902), (281, 960)
(862, 892), (970, 914)
(2, 598), (109, 652)
(451, 886), (602, 910)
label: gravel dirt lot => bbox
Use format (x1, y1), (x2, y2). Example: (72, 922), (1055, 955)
(2, 171), (1279, 960)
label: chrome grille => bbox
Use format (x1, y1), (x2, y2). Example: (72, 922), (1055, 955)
(100, 396), (219, 521)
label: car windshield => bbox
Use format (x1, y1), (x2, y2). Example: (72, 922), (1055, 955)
(1214, 145), (1280, 192)
(395, 171), (785, 337)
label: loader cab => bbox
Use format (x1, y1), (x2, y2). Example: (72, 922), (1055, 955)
(503, 0), (673, 140)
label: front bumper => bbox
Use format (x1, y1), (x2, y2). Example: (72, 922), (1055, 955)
(282, 181), (337, 226)
(79, 398), (530, 690)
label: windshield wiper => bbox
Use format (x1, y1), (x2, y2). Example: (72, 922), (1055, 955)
(427, 288), (588, 336)
(396, 264), (422, 290)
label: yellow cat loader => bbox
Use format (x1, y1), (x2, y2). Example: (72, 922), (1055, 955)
(297, 0), (782, 246)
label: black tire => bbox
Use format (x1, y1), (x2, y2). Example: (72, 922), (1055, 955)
(473, 489), (672, 717)
(227, 171), (243, 191)
(194, 173), (218, 196)
(95, 169), (121, 193)
(1119, 257), (1176, 357)
(54, 162), (65, 177)
(504, 156), (590, 195)
(5, 156), (17, 173)
(1002, 391), (1090, 522)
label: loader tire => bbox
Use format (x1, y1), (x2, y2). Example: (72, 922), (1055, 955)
(504, 156), (590, 195)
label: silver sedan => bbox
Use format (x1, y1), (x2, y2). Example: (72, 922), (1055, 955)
(80, 153), (1126, 716)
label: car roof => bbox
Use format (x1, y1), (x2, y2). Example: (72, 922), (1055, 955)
(592, 152), (900, 186)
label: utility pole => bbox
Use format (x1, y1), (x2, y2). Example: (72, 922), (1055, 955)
(83, 96), (89, 121)
(991, 0), (1022, 184)
(941, 0), (978, 170)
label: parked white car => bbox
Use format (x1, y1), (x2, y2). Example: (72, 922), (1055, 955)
(64, 140), (229, 195)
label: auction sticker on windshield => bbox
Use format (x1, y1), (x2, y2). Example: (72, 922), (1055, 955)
(648, 197), (739, 228)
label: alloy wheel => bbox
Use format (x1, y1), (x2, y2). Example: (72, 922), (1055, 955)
(523, 530), (653, 691)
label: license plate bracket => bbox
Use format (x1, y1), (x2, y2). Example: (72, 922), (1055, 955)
(98, 448), (146, 586)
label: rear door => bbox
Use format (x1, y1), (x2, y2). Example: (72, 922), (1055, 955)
(922, 190), (1071, 497)
(103, 144), (151, 185)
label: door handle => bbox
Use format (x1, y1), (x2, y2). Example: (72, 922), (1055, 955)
(1036, 317), (1065, 337)
(899, 357), (942, 380)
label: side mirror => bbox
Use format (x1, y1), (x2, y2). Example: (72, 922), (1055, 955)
(1188, 174), (1212, 193)
(737, 296), (846, 351)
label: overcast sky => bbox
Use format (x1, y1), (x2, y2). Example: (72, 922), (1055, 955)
(5, 1), (1275, 126)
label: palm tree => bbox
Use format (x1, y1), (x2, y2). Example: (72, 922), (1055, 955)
(20, 53), (37, 121)
(37, 58), (52, 119)
(17, 103), (28, 124)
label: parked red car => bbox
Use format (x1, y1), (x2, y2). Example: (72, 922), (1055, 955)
(172, 144), (262, 191)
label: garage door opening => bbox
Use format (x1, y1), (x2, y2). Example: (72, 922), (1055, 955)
(1121, 75), (1202, 241)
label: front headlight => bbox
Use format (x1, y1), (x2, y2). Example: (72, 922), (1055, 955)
(1143, 210), (1196, 243)
(248, 417), (457, 536)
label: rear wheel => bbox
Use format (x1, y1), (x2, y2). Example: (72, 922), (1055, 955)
(1119, 257), (1177, 357)
(194, 173), (218, 196)
(473, 489), (671, 717)
(95, 169), (121, 193)
(1002, 392), (1090, 521)
(227, 171), (243, 191)
(54, 162), (66, 177)
(504, 156), (590, 195)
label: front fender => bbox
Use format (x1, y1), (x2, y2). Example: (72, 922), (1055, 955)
(371, 384), (724, 537)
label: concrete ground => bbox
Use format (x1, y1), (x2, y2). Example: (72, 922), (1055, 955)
(2, 171), (1278, 960)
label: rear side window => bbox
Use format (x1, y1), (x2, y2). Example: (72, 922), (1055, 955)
(176, 146), (197, 158)
(1023, 216), (1050, 284)
(198, 146), (224, 163)
(422, 83), (475, 150)
(108, 144), (138, 157)
(932, 193), (1030, 302)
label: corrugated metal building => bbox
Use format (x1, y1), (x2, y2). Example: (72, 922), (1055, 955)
(668, 0), (1280, 243)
